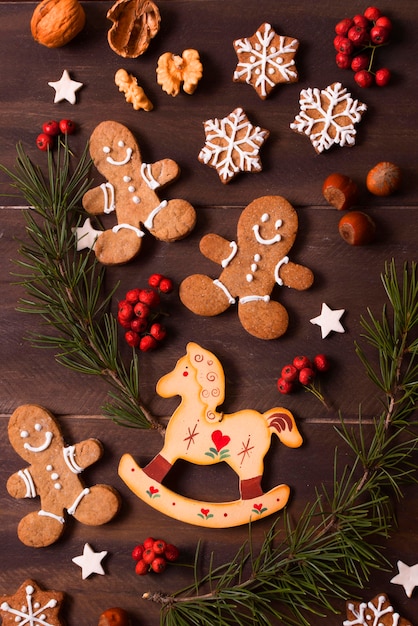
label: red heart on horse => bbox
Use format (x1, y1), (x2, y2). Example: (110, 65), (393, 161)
(149, 485), (159, 494)
(253, 503), (263, 511)
(201, 508), (210, 516)
(212, 430), (230, 452)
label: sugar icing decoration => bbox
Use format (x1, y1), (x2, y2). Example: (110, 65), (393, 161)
(233, 23), (299, 99)
(72, 542), (108, 579)
(0, 580), (64, 626)
(391, 559), (418, 598)
(344, 592), (412, 626)
(290, 82), (367, 153)
(310, 302), (345, 338)
(48, 69), (83, 105)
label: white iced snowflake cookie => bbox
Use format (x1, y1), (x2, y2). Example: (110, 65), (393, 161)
(233, 22), (299, 99)
(344, 593), (412, 626)
(198, 107), (269, 184)
(290, 82), (367, 153)
(0, 579), (64, 626)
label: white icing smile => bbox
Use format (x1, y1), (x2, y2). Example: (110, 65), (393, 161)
(103, 142), (133, 166)
(252, 215), (283, 245)
(21, 427), (53, 453)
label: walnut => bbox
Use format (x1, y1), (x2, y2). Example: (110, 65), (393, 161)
(107, 0), (161, 58)
(115, 69), (153, 111)
(156, 49), (203, 97)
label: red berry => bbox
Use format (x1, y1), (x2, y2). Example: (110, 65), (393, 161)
(281, 364), (298, 382)
(354, 69), (374, 88)
(125, 330), (140, 348)
(125, 288), (141, 304)
(149, 323), (166, 342)
(375, 67), (391, 87)
(151, 557), (167, 574)
(132, 544), (144, 561)
(117, 314), (132, 329)
(59, 119), (76, 135)
(370, 25), (389, 45)
(333, 35), (345, 51)
(335, 36), (354, 55)
(118, 300), (134, 319)
(143, 537), (155, 549)
(351, 53), (370, 72)
(348, 26), (368, 46)
(364, 6), (381, 22)
(336, 52), (351, 69)
(353, 14), (369, 29)
(375, 16), (392, 32)
(313, 354), (330, 372)
(159, 277), (174, 294)
(299, 367), (316, 386)
(139, 288), (160, 308)
(139, 335), (158, 352)
(153, 539), (167, 555)
(42, 120), (60, 136)
(135, 559), (149, 576)
(142, 548), (156, 564)
(130, 318), (148, 333)
(36, 133), (54, 151)
(133, 301), (150, 319)
(335, 18), (353, 36)
(148, 273), (164, 289)
(293, 355), (311, 371)
(277, 378), (293, 394)
(164, 544), (180, 562)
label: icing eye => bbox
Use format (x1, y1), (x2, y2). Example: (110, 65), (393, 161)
(103, 146), (111, 154)
(20, 430), (29, 439)
(35, 423), (42, 432)
(261, 213), (269, 222)
(118, 140), (125, 147)
(275, 219), (283, 229)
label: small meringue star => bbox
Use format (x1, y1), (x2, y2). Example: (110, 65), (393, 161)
(73, 218), (102, 251)
(310, 302), (345, 338)
(72, 543), (107, 579)
(48, 70), (83, 104)
(391, 560), (418, 598)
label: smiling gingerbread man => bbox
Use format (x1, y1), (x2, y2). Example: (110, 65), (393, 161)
(6, 404), (121, 547)
(179, 195), (313, 339)
(76, 120), (196, 265)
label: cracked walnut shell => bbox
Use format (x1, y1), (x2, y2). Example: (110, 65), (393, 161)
(157, 49), (203, 96)
(107, 0), (161, 58)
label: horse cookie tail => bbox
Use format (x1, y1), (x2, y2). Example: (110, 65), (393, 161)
(266, 408), (303, 448)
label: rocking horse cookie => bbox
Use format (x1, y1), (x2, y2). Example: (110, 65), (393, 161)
(119, 342), (303, 528)
(75, 120), (196, 265)
(179, 195), (314, 339)
(6, 404), (121, 547)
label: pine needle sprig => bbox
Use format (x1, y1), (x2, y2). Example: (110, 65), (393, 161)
(145, 260), (418, 626)
(1, 142), (162, 432)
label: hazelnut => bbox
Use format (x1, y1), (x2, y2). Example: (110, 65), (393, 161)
(338, 211), (376, 246)
(322, 173), (359, 210)
(98, 607), (131, 626)
(366, 161), (401, 196)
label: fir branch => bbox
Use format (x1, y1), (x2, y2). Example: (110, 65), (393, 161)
(1, 142), (163, 432)
(144, 261), (418, 626)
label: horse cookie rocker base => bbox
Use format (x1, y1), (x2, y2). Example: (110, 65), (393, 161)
(118, 342), (303, 528)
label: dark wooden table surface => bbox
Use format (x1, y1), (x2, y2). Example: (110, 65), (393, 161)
(1, 1), (417, 625)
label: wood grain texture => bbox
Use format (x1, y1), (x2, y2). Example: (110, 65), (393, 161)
(0, 1), (417, 625)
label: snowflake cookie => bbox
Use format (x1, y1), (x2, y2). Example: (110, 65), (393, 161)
(344, 593), (412, 626)
(233, 22), (299, 99)
(0, 579), (64, 626)
(290, 82), (367, 154)
(198, 107), (270, 184)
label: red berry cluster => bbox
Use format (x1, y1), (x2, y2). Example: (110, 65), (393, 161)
(334, 7), (393, 87)
(36, 119), (76, 151)
(117, 274), (174, 352)
(132, 537), (180, 575)
(277, 354), (330, 406)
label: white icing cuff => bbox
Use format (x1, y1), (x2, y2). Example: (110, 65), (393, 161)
(112, 224), (144, 237)
(213, 279), (235, 304)
(240, 295), (270, 304)
(143, 200), (168, 229)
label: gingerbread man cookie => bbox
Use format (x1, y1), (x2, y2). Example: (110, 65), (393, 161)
(76, 121), (196, 265)
(179, 196), (313, 339)
(6, 404), (121, 547)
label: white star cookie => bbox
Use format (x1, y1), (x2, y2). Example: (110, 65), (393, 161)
(310, 302), (345, 338)
(391, 560), (418, 598)
(48, 70), (83, 104)
(72, 543), (108, 579)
